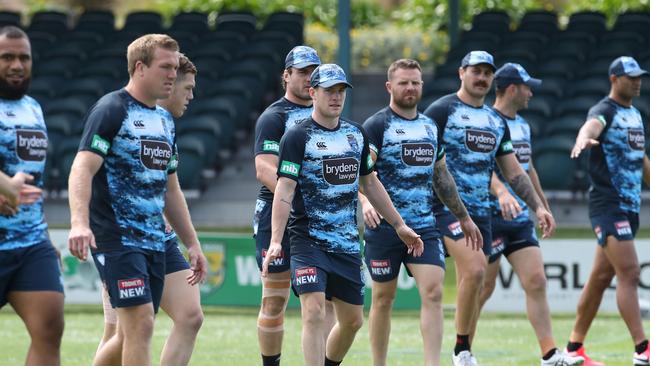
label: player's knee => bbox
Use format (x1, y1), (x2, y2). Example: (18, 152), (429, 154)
(464, 265), (486, 284)
(32, 315), (64, 345)
(339, 314), (364, 333)
(593, 270), (615, 289)
(302, 301), (326, 325)
(181, 307), (204, 334)
(618, 265), (641, 285)
(421, 284), (443, 306)
(523, 271), (547, 294)
(123, 315), (154, 340)
(372, 289), (396, 310)
(261, 295), (288, 317)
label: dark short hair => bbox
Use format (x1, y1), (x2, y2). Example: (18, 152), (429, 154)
(178, 53), (197, 77)
(387, 58), (421, 80)
(0, 26), (27, 39)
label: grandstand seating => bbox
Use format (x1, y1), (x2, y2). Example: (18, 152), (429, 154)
(17, 9), (302, 191)
(426, 9), (650, 190)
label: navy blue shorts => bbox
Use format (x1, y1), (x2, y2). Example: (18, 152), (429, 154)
(93, 247), (165, 313)
(488, 217), (539, 263)
(590, 211), (639, 246)
(435, 212), (492, 256)
(165, 240), (190, 275)
(0, 240), (63, 307)
(364, 223), (445, 282)
(253, 199), (291, 273)
(290, 242), (365, 305)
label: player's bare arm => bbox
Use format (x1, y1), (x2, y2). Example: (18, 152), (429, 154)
(527, 161), (551, 212)
(255, 154), (280, 193)
(358, 151), (382, 228)
(571, 118), (605, 159)
(164, 173), (207, 285)
(68, 151), (102, 260)
(262, 177), (296, 276)
(496, 153), (555, 238)
(359, 173), (423, 256)
(433, 156), (483, 250)
(490, 170), (522, 220)
(642, 155), (650, 186)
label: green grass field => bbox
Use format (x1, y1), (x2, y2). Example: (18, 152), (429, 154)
(0, 306), (640, 365)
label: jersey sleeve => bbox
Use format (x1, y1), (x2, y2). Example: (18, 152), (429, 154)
(362, 112), (385, 156)
(359, 125), (375, 176)
(79, 96), (126, 158)
(496, 121), (514, 156)
(277, 125), (306, 181)
(587, 100), (615, 136)
(254, 109), (285, 156)
(168, 135), (178, 175)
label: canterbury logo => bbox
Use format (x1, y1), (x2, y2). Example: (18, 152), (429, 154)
(316, 141), (327, 149)
(395, 129), (405, 135)
(133, 120), (145, 128)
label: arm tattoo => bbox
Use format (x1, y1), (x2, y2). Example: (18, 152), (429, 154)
(280, 198), (292, 206)
(433, 162), (468, 220)
(508, 173), (541, 212)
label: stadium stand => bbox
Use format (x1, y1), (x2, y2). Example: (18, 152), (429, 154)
(20, 9), (302, 192)
(425, 9), (650, 191)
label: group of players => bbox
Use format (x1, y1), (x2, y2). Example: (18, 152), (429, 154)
(0, 22), (649, 366)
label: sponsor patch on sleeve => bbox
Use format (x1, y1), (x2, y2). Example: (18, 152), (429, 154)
(91, 134), (110, 155)
(280, 160), (300, 177)
(367, 154), (375, 170)
(263, 140), (280, 153)
(596, 115), (607, 127)
(500, 140), (514, 153)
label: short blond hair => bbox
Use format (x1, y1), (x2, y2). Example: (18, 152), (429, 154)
(127, 34), (179, 76)
(387, 58), (422, 80)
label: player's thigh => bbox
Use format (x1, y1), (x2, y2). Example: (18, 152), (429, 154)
(483, 257), (501, 290)
(8, 290), (64, 336)
(602, 237), (639, 275)
(507, 246), (546, 286)
(444, 236), (487, 277)
(407, 263), (444, 298)
(160, 269), (202, 321)
(331, 297), (363, 328)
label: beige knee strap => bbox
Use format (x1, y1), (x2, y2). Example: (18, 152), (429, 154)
(257, 279), (290, 333)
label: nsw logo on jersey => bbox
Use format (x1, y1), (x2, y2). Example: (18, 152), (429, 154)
(140, 139), (172, 170)
(369, 259), (391, 276)
(401, 143), (435, 166)
(15, 129), (47, 162)
(322, 157), (359, 185)
(512, 141), (531, 164)
(117, 278), (146, 299)
(465, 129), (497, 153)
(295, 267), (318, 285)
(628, 129), (645, 150)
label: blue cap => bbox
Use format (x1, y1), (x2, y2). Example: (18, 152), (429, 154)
(609, 56), (648, 77)
(285, 45), (321, 69)
(495, 63), (542, 89)
(461, 51), (496, 70)
(310, 64), (353, 88)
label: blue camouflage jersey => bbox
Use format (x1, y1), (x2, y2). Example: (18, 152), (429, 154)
(79, 89), (178, 253)
(424, 94), (513, 218)
(364, 107), (445, 229)
(277, 118), (373, 253)
(587, 97), (645, 215)
(254, 97), (313, 202)
(491, 112), (532, 223)
(0, 96), (48, 250)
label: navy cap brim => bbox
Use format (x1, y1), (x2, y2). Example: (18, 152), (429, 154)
(288, 61), (320, 69)
(316, 80), (353, 88)
(524, 77), (542, 88)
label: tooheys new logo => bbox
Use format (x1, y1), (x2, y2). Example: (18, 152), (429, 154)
(465, 128), (497, 153)
(16, 129), (47, 161)
(628, 129), (645, 150)
(140, 139), (172, 170)
(512, 141), (531, 164)
(322, 157), (359, 185)
(401, 143), (435, 166)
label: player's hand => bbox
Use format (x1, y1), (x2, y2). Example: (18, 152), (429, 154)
(361, 200), (382, 229)
(535, 207), (556, 239)
(395, 223), (424, 257)
(261, 241), (282, 277)
(186, 244), (208, 286)
(68, 225), (96, 261)
(459, 216), (483, 251)
(17, 183), (42, 205)
(497, 190), (522, 220)
(570, 137), (599, 159)
(0, 196), (17, 216)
